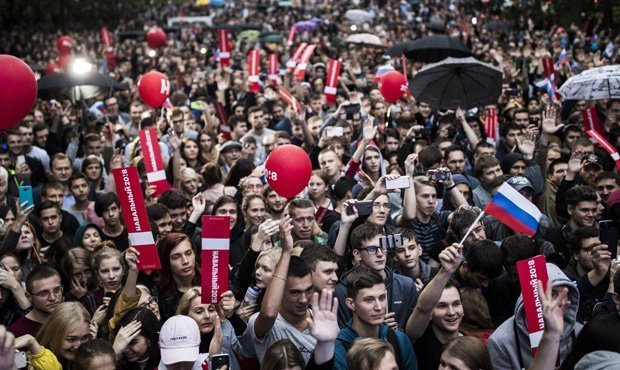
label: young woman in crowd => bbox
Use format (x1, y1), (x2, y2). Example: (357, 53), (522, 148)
(180, 137), (204, 173)
(439, 336), (492, 370)
(74, 339), (116, 370)
(179, 167), (202, 200)
(198, 131), (218, 165)
(307, 170), (334, 211)
(0, 252), (29, 327)
(61, 248), (98, 314)
(242, 194), (267, 231)
(92, 248), (124, 306)
(81, 155), (105, 201)
(73, 223), (103, 252)
(112, 307), (161, 370)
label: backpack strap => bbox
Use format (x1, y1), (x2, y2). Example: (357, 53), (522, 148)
(386, 328), (403, 367)
(337, 338), (352, 352)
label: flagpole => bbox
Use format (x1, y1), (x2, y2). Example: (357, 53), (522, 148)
(458, 211), (486, 246)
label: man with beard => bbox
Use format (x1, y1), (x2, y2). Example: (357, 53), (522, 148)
(9, 266), (63, 337)
(263, 185), (287, 220)
(443, 146), (479, 189)
(538, 158), (569, 227)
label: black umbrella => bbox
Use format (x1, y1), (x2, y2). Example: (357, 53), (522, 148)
(38, 71), (127, 101)
(385, 40), (416, 57)
(409, 57), (503, 110)
(425, 21), (446, 33)
(403, 35), (471, 63)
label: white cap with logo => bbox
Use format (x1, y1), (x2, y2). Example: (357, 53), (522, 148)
(159, 315), (201, 365)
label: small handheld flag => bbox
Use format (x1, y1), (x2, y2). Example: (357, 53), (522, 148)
(324, 59), (342, 105)
(484, 182), (542, 236)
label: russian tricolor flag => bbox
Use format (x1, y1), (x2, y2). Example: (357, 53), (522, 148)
(484, 182), (542, 236)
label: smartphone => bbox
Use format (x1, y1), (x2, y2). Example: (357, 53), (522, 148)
(211, 354), (230, 370)
(326, 126), (344, 138)
(380, 234), (403, 250)
(599, 220), (618, 260)
(18, 186), (34, 209)
(14, 351), (27, 369)
(386, 176), (410, 191)
(16, 155), (26, 167)
(346, 201), (374, 216)
(427, 169), (450, 182)
(505, 89), (519, 97)
(344, 103), (361, 115)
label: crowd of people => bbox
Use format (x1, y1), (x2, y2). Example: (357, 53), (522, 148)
(0, 0), (620, 369)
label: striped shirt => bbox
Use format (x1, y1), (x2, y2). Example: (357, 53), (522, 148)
(411, 211), (451, 263)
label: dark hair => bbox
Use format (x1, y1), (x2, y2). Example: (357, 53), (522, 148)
(262, 339), (305, 370)
(68, 172), (89, 188)
(299, 245), (338, 271)
(287, 198), (314, 216)
(228, 115), (246, 130)
(393, 227), (416, 243)
(569, 226), (599, 256)
(248, 105), (263, 117)
(474, 155), (500, 178)
(351, 223), (383, 250)
(595, 171), (620, 185)
(224, 158), (255, 187)
(559, 314), (620, 370)
(459, 287), (494, 332)
(201, 162), (223, 188)
(346, 267), (384, 299)
(33, 122), (48, 134)
(418, 145), (443, 170)
(42, 181), (64, 197)
(158, 190), (189, 210)
(211, 195), (237, 214)
(501, 122), (522, 137)
(94, 193), (120, 218)
(443, 145), (465, 162)
(500, 235), (538, 266)
(447, 209), (481, 243)
(156, 233), (201, 296)
(74, 339), (115, 370)
(287, 256), (311, 279)
(26, 264), (61, 293)
(334, 176), (358, 201)
(38, 200), (61, 217)
(565, 185), (598, 207)
(147, 203), (170, 222)
(464, 240), (504, 279)
(547, 158), (569, 176)
(116, 308), (161, 369)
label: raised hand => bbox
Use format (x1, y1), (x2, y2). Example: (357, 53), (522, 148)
(113, 320), (142, 354)
(362, 118), (377, 142)
(341, 200), (359, 225)
(438, 243), (463, 274)
(15, 201), (35, 226)
(124, 247), (140, 271)
(192, 193), (207, 216)
(567, 149), (584, 174)
(404, 153), (418, 177)
(279, 215), (294, 254)
(538, 281), (569, 336)
(541, 106), (563, 134)
(219, 290), (236, 319)
(307, 290), (339, 343)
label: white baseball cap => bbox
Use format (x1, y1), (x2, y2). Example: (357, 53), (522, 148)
(159, 315), (201, 365)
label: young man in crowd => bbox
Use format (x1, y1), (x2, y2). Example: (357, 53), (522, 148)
(334, 268), (418, 370)
(392, 227), (432, 291)
(146, 203), (173, 238)
(95, 193), (129, 252)
(450, 240), (503, 289)
(38, 201), (73, 249)
(538, 158), (569, 228)
(263, 185), (287, 220)
(472, 155), (503, 208)
(299, 245), (340, 292)
(595, 171), (620, 207)
(287, 199), (327, 246)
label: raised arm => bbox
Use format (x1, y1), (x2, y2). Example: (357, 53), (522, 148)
(253, 216), (294, 339)
(401, 154), (418, 221)
(308, 289), (338, 366)
(334, 202), (358, 257)
(455, 108), (479, 151)
(406, 243), (462, 342)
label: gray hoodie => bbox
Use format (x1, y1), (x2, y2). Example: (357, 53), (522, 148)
(488, 263), (583, 370)
(575, 351), (620, 370)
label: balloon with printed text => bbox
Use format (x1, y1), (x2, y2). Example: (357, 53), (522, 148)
(379, 70), (408, 103)
(56, 35), (74, 56)
(146, 27), (167, 49)
(264, 145), (312, 198)
(138, 71), (170, 108)
(0, 55), (38, 130)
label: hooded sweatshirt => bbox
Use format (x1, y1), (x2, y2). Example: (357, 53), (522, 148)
(575, 351), (620, 370)
(488, 263), (583, 370)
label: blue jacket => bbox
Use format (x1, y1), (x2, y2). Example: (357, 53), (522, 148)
(334, 321), (418, 370)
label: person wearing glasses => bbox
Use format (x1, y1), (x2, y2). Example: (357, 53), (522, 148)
(334, 223), (418, 331)
(9, 265), (63, 337)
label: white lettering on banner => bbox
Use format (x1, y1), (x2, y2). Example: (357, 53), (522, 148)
(160, 79), (170, 95)
(528, 260), (544, 330)
(121, 170), (142, 232)
(144, 131), (158, 171)
(212, 251), (219, 301)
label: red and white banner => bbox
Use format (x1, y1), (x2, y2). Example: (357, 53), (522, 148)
(248, 49), (260, 92)
(138, 128), (169, 197)
(582, 108), (605, 135)
(218, 29), (232, 67)
(113, 167), (161, 271)
(214, 101), (231, 140)
(100, 28), (116, 70)
(268, 54), (279, 83)
(295, 44), (316, 80)
(287, 26), (296, 47)
(324, 59), (342, 105)
(542, 57), (558, 103)
(277, 85), (303, 114)
(587, 129), (620, 171)
(201, 216), (230, 304)
(517, 255), (549, 357)
(484, 107), (498, 147)
(286, 43), (307, 74)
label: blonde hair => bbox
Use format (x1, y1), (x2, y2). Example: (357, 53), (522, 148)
(255, 248), (282, 274)
(413, 175), (436, 193)
(93, 247), (123, 273)
(347, 337), (395, 370)
(175, 286), (225, 320)
(36, 302), (91, 357)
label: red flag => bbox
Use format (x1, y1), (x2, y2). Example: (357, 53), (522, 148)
(138, 129), (169, 197)
(587, 129), (620, 170)
(214, 101), (231, 140)
(113, 167), (161, 271)
(295, 44), (316, 80)
(248, 49), (260, 92)
(218, 29), (232, 67)
(484, 107), (498, 146)
(581, 108), (605, 135)
(101, 27), (116, 69)
(277, 85), (302, 114)
(324, 59), (342, 105)
(517, 255), (549, 357)
(201, 216), (230, 304)
(287, 26), (296, 47)
(268, 54), (278, 83)
(286, 43), (307, 75)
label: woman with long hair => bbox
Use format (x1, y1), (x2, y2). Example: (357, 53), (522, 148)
(73, 339), (116, 370)
(198, 131), (218, 164)
(0, 252), (30, 327)
(112, 307), (161, 370)
(81, 155), (105, 201)
(73, 223), (103, 252)
(241, 194), (266, 231)
(92, 248), (124, 305)
(156, 233), (201, 321)
(14, 221), (42, 277)
(181, 137), (204, 173)
(201, 163), (237, 205)
(61, 248), (98, 314)
(36, 301), (91, 369)
(307, 170), (334, 211)
(439, 336), (493, 370)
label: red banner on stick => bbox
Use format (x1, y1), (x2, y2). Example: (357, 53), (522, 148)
(113, 167), (161, 270)
(268, 54), (279, 83)
(138, 128), (169, 197)
(517, 255), (549, 357)
(218, 29), (231, 67)
(324, 59), (342, 105)
(484, 107), (498, 147)
(201, 216), (230, 304)
(287, 43), (307, 74)
(277, 85), (303, 114)
(581, 108), (605, 135)
(248, 50), (261, 92)
(287, 26), (296, 47)
(587, 129), (620, 170)
(295, 44), (316, 80)
(101, 28), (116, 70)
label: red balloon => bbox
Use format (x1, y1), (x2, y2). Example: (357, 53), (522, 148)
(58, 54), (73, 71)
(138, 71), (170, 108)
(45, 61), (62, 75)
(379, 71), (408, 103)
(56, 36), (74, 56)
(265, 145), (312, 198)
(0, 55), (37, 130)
(147, 27), (167, 49)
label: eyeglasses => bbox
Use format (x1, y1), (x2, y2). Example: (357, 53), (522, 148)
(357, 245), (386, 255)
(138, 296), (159, 308)
(373, 202), (392, 211)
(29, 286), (63, 298)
